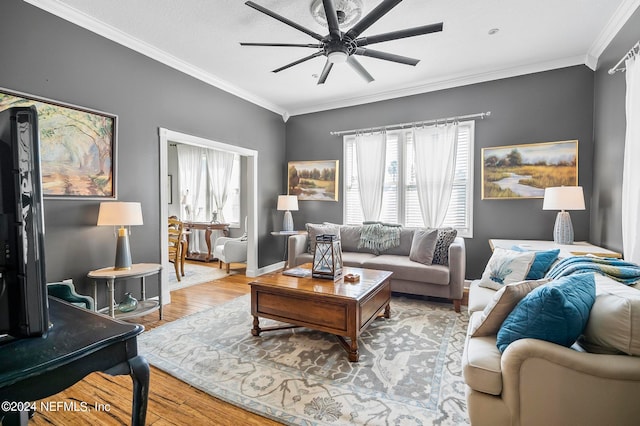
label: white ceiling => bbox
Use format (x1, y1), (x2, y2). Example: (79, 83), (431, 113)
(26, 0), (640, 119)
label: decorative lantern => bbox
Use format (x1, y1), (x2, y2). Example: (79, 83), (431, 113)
(312, 234), (343, 280)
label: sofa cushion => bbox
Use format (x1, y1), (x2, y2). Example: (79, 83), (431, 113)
(340, 251), (378, 267)
(305, 223), (340, 254)
(363, 254), (449, 284)
(579, 274), (640, 355)
(496, 273), (596, 352)
(337, 224), (362, 252)
(409, 228), (438, 264)
(380, 227), (414, 256)
(468, 280), (497, 314)
(432, 227), (458, 266)
(478, 248), (535, 291)
(470, 278), (550, 337)
(511, 246), (560, 279)
(462, 312), (503, 396)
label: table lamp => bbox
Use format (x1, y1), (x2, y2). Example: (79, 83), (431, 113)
(542, 186), (585, 245)
(97, 202), (143, 270)
(277, 195), (298, 232)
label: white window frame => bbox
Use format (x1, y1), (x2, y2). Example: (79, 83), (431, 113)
(342, 121), (474, 238)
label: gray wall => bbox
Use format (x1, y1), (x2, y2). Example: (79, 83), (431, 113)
(286, 66), (595, 278)
(1, 0), (286, 305)
(591, 7), (640, 254)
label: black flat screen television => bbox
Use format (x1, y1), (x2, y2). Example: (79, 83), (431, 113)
(0, 106), (49, 339)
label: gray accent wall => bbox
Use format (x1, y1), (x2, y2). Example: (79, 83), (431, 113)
(591, 7), (640, 255)
(1, 0), (286, 306)
(286, 66), (595, 278)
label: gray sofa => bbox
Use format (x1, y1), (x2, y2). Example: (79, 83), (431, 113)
(287, 224), (466, 312)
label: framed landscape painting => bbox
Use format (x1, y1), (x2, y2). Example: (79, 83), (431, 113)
(0, 87), (116, 199)
(288, 160), (339, 201)
(482, 140), (578, 199)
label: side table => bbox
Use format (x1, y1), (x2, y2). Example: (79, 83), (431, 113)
(488, 239), (622, 259)
(0, 297), (149, 425)
(88, 263), (163, 320)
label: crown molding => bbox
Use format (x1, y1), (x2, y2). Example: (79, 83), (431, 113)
(587, 0), (640, 69)
(24, 0), (288, 119)
(287, 55), (587, 117)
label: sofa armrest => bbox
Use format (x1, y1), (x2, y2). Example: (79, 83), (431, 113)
(500, 338), (640, 425)
(448, 237), (466, 300)
(288, 234), (309, 267)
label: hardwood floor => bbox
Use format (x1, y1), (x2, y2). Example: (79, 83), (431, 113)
(32, 262), (283, 426)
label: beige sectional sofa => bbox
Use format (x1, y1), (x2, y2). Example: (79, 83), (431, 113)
(287, 223), (466, 312)
(462, 274), (640, 426)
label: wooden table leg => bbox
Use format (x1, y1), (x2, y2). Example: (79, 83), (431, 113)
(251, 316), (261, 336)
(129, 355), (150, 426)
(205, 229), (212, 260)
(108, 279), (115, 318)
(384, 303), (391, 319)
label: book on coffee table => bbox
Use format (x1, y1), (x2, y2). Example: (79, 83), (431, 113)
(282, 267), (312, 278)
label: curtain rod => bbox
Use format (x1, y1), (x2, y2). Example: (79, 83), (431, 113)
(329, 111), (491, 136)
(608, 41), (639, 75)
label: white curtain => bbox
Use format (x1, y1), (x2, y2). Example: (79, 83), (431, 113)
(355, 132), (386, 221)
(205, 149), (235, 223)
(413, 123), (459, 228)
(177, 144), (205, 251)
(622, 53), (640, 263)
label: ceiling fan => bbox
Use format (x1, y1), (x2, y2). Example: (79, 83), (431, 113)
(240, 0), (443, 84)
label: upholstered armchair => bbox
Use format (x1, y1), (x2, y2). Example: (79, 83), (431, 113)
(213, 236), (247, 272)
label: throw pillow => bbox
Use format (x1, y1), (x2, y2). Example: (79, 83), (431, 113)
(409, 228), (439, 265)
(305, 223), (340, 255)
(470, 278), (550, 337)
(478, 248), (536, 290)
(511, 246), (560, 279)
(432, 228), (458, 266)
(496, 273), (596, 352)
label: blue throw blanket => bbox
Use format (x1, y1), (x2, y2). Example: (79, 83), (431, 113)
(546, 255), (640, 285)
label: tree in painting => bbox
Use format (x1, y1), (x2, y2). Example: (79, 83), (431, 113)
(0, 92), (114, 197)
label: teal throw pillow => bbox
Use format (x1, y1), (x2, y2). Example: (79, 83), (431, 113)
(511, 247), (560, 279)
(496, 273), (596, 352)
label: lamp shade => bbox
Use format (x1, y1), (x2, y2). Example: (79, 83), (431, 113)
(97, 202), (144, 226)
(277, 195), (299, 211)
(542, 186), (585, 211)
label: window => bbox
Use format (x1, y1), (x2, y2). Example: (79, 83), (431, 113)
(343, 121), (474, 237)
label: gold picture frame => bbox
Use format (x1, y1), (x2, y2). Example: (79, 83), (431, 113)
(482, 140), (578, 199)
(288, 160), (339, 201)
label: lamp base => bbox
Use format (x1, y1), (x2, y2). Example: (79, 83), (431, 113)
(283, 210), (294, 232)
(553, 211), (574, 245)
(114, 231), (132, 270)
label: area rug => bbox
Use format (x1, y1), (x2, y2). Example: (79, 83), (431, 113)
(138, 295), (470, 425)
(167, 262), (232, 291)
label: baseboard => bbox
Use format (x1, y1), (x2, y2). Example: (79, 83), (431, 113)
(248, 261), (285, 277)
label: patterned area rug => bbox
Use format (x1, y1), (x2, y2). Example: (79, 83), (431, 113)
(168, 262), (233, 291)
(139, 295), (470, 425)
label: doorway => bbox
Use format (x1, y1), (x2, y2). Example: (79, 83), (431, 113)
(159, 128), (259, 305)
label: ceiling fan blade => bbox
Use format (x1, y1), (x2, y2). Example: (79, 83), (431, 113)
(240, 42), (323, 48)
(356, 23), (443, 46)
(345, 0), (404, 40)
(347, 56), (374, 83)
(245, 1), (324, 41)
(317, 60), (334, 85)
(354, 48), (419, 66)
(322, 0), (341, 39)
(272, 51), (324, 73)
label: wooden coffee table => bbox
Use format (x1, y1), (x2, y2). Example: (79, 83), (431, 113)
(249, 264), (393, 362)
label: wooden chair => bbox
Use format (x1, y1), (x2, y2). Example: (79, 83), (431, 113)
(168, 216), (186, 281)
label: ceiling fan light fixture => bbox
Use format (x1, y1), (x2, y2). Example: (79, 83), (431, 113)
(310, 0), (364, 29)
(328, 51), (349, 63)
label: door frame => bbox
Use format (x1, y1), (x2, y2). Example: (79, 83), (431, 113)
(159, 128), (259, 304)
